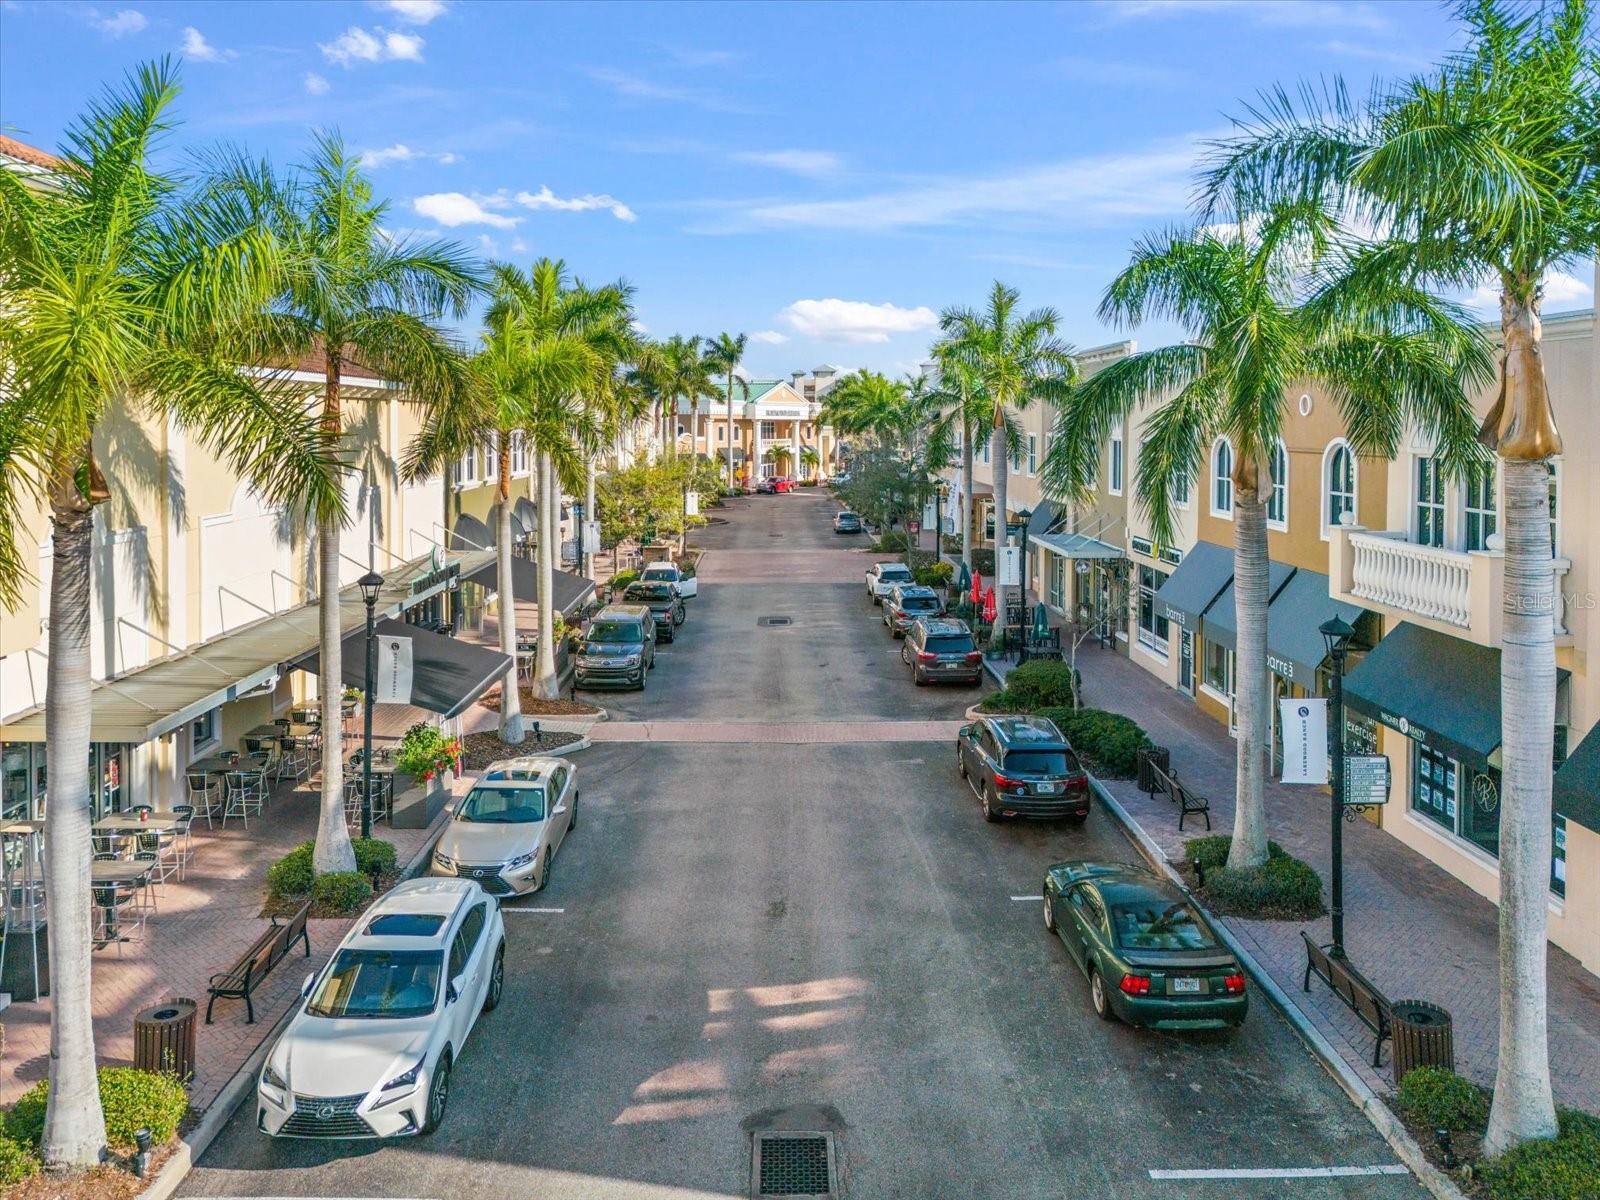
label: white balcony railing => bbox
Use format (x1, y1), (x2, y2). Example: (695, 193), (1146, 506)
(1349, 531), (1473, 628)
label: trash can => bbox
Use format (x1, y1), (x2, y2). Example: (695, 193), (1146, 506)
(1137, 746), (1171, 793)
(133, 997), (198, 1081)
(1391, 1000), (1454, 1084)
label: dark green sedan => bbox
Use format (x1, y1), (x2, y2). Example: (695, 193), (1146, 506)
(1042, 861), (1248, 1030)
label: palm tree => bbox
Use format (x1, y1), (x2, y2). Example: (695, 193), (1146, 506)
(818, 370), (911, 447)
(657, 334), (717, 459)
(704, 332), (748, 487)
(218, 133), (478, 874)
(0, 62), (342, 1170)
(941, 283), (1077, 645)
(927, 349), (987, 565)
(1043, 204), (1490, 873)
(1200, 0), (1597, 1152)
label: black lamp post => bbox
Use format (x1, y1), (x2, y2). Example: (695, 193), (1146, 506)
(358, 570), (384, 840)
(934, 483), (948, 565)
(1320, 614), (1355, 958)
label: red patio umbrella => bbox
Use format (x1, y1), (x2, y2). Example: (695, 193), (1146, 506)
(970, 570), (983, 605)
(982, 586), (997, 623)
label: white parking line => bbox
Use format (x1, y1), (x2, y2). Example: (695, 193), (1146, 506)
(1148, 1166), (1410, 1181)
(501, 906), (565, 914)
(1010, 895), (1037, 901)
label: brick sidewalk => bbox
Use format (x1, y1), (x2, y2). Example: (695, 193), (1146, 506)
(1064, 642), (1600, 1113)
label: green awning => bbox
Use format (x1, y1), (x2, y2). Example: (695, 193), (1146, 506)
(1554, 722), (1600, 834)
(1153, 541), (1232, 632)
(294, 619), (512, 720)
(1264, 569), (1367, 687)
(1027, 500), (1064, 539)
(1204, 560), (1297, 654)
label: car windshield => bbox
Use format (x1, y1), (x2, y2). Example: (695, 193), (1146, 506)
(641, 569), (676, 582)
(1003, 749), (1079, 775)
(880, 567), (912, 580)
(926, 635), (974, 654)
(588, 621), (644, 645)
(458, 784), (545, 823)
(902, 596), (939, 611)
(838, 512), (858, 521)
(1111, 902), (1219, 951)
(626, 584), (675, 601)
(307, 949), (442, 1019)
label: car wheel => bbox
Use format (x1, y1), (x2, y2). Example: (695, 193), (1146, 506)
(483, 944), (505, 1012)
(532, 846), (552, 893)
(1065, 814), (1088, 827)
(1090, 968), (1116, 1022)
(568, 792), (577, 830)
(957, 748), (967, 779)
(1043, 889), (1056, 931)
(981, 785), (1000, 823)
(913, 670), (928, 686)
(421, 1052), (452, 1135)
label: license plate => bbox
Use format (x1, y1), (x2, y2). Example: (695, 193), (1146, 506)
(1172, 977), (1201, 994)
(1036, 782), (1060, 794)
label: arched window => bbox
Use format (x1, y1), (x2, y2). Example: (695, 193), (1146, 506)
(1266, 439), (1288, 528)
(1323, 440), (1356, 536)
(1211, 438), (1234, 517)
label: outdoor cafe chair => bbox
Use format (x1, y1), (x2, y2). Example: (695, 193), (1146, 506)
(185, 770), (222, 829)
(92, 880), (145, 954)
(222, 772), (253, 829)
(169, 804), (195, 877)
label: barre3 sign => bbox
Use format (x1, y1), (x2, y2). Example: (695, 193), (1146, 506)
(376, 635), (414, 705)
(1279, 698), (1329, 785)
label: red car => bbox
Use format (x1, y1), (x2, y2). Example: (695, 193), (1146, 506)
(773, 477), (797, 493)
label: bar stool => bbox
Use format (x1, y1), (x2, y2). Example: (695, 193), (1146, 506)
(186, 770), (222, 829)
(222, 772), (252, 829)
(170, 804), (195, 877)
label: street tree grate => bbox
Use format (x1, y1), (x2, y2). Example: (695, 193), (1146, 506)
(752, 1132), (836, 1197)
(757, 616), (794, 627)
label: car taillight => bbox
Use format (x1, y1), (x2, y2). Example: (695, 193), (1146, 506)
(1119, 974), (1151, 996)
(1066, 774), (1088, 791)
(1223, 973), (1247, 995)
(964, 650), (983, 663)
(916, 651), (937, 662)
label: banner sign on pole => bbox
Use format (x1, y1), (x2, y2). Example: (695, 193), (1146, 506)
(582, 520), (601, 554)
(998, 544), (1021, 587)
(1344, 755), (1391, 805)
(376, 635), (414, 705)
(1279, 698), (1330, 784)
(685, 491), (700, 517)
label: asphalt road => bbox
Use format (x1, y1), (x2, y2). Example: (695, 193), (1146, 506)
(182, 489), (1422, 1199)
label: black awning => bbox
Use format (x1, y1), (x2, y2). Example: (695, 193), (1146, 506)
(450, 513), (493, 552)
(511, 497), (537, 540)
(1264, 569), (1367, 688)
(293, 619), (511, 719)
(1344, 623), (1506, 767)
(1554, 722), (1600, 834)
(1153, 540), (1232, 632)
(1205, 559), (1297, 654)
(1027, 500), (1065, 539)
(461, 555), (596, 618)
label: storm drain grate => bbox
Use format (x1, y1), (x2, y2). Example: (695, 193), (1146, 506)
(753, 1132), (836, 1197)
(757, 615), (794, 627)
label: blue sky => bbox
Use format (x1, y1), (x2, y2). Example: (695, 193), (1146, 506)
(2, 0), (1593, 378)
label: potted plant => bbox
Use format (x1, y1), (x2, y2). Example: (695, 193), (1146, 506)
(391, 722), (461, 828)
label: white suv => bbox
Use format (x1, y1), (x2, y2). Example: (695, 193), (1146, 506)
(640, 559), (697, 599)
(257, 878), (504, 1139)
(865, 561), (914, 605)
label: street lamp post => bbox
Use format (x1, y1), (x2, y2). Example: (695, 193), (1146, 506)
(1321, 615), (1355, 958)
(934, 484), (948, 566)
(358, 571), (384, 841)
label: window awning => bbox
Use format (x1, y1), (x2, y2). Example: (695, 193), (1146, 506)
(1263, 569), (1368, 688)
(294, 619), (511, 720)
(1344, 622), (1568, 769)
(1033, 530), (1124, 560)
(0, 549), (494, 745)
(461, 556), (596, 619)
(1203, 559), (1297, 654)
(1554, 722), (1600, 834)
(1027, 501), (1064, 539)
(451, 513), (493, 552)
(1153, 540), (1232, 630)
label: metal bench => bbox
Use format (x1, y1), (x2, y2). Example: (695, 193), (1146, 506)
(206, 902), (312, 1024)
(1146, 762), (1212, 831)
(1302, 931), (1392, 1066)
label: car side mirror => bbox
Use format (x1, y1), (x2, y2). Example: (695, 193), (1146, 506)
(301, 972), (315, 999)
(447, 975), (465, 1004)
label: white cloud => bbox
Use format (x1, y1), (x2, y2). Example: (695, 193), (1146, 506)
(413, 192), (521, 229)
(750, 330), (789, 345)
(733, 150), (843, 178)
(372, 0), (448, 23)
(87, 8), (146, 37)
(514, 186), (636, 222)
(319, 26), (424, 67)
(180, 26), (235, 62)
(663, 47), (740, 68)
(303, 72), (331, 94)
(1098, 0), (1390, 32)
(510, 238), (530, 254)
(780, 299), (937, 345)
(1466, 269), (1593, 312)
(359, 143), (455, 169)
(586, 68), (744, 112)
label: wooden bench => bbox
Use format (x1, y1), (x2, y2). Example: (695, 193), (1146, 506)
(1302, 931), (1392, 1066)
(206, 902), (312, 1025)
(1146, 762), (1212, 831)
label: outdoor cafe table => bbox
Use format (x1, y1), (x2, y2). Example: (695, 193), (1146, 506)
(91, 858), (153, 945)
(93, 811), (182, 833)
(190, 753), (268, 776)
(245, 724), (286, 741)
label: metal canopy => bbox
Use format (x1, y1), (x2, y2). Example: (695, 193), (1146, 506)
(1554, 722), (1600, 834)
(1026, 500), (1064, 539)
(1032, 530), (1123, 560)
(294, 619), (512, 720)
(1203, 559), (1298, 654)
(1264, 569), (1367, 687)
(0, 549), (493, 745)
(1152, 540), (1232, 629)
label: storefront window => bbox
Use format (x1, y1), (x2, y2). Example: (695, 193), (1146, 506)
(1136, 564), (1169, 657)
(1551, 817), (1567, 898)
(1411, 745), (1457, 830)
(1465, 462), (1497, 552)
(1460, 769), (1501, 857)
(1203, 641), (1233, 696)
(3, 744), (43, 821)
(1049, 556), (1066, 610)
(191, 708), (218, 752)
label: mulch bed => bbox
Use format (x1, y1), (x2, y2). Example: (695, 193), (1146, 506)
(479, 687), (602, 717)
(6, 1140), (178, 1200)
(458, 730), (583, 771)
(260, 870), (403, 920)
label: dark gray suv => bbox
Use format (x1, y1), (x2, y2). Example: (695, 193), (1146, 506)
(957, 715), (1091, 823)
(900, 617), (983, 686)
(575, 604), (657, 689)
(622, 581), (686, 642)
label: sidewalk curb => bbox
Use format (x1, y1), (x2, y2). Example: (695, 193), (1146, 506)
(1090, 777), (1470, 1200)
(137, 802), (457, 1200)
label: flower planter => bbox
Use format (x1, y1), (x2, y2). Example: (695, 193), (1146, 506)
(392, 768), (452, 829)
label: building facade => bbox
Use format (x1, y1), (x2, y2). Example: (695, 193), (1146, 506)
(675, 369), (840, 486)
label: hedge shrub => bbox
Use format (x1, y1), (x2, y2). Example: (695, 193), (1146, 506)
(913, 560), (956, 588)
(1183, 837), (1325, 918)
(1002, 659), (1079, 710)
(1396, 1066), (1487, 1131)
(1034, 707), (1152, 778)
(0, 1131), (39, 1187)
(265, 842), (315, 899)
(8, 1067), (188, 1153)
(1480, 1110), (1600, 1200)
(312, 871), (373, 913)
(353, 837), (397, 877)
(608, 569), (639, 591)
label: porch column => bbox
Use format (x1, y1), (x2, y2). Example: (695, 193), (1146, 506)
(792, 420), (802, 479)
(753, 416), (763, 484)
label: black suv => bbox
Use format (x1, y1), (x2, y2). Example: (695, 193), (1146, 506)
(956, 715), (1091, 823)
(575, 604), (657, 689)
(622, 581), (686, 642)
(900, 617), (983, 685)
(883, 584), (944, 637)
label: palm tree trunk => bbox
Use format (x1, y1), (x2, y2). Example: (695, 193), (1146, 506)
(496, 440), (525, 745)
(533, 452), (559, 699)
(40, 476), (109, 1169)
(725, 370), (736, 488)
(1226, 487), (1270, 871)
(314, 370), (356, 875)
(584, 458), (597, 580)
(960, 410), (974, 567)
(1484, 459), (1559, 1153)
(989, 421), (1008, 648)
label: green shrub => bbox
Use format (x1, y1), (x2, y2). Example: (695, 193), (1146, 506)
(1003, 659), (1079, 710)
(913, 560), (956, 588)
(1396, 1067), (1487, 1131)
(312, 871), (373, 913)
(0, 1132), (39, 1187)
(1480, 1110), (1600, 1200)
(608, 569), (639, 591)
(352, 837), (397, 877)
(1183, 837), (1323, 917)
(395, 723), (460, 783)
(1034, 707), (1151, 778)
(7, 1067), (188, 1154)
(969, 548), (995, 575)
(975, 689), (1026, 713)
(1185, 836), (1290, 872)
(265, 842), (315, 899)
